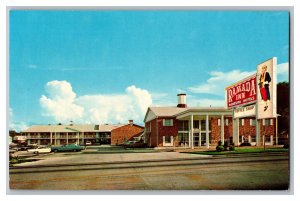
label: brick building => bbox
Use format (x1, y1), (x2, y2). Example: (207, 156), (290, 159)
(21, 122), (144, 146)
(144, 94), (276, 148)
(111, 120), (145, 145)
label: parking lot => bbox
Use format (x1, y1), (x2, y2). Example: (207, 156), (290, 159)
(8, 146), (290, 190)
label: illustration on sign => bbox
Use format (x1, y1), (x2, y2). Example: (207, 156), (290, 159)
(257, 58), (277, 119)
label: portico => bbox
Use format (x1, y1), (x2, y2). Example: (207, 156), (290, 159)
(176, 108), (232, 149)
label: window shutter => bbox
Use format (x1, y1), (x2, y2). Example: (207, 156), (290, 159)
(170, 119), (173, 126)
(218, 119), (221, 126)
(163, 119), (165, 126)
(242, 119), (244, 126)
(270, 119), (273, 125)
(262, 119), (265, 126)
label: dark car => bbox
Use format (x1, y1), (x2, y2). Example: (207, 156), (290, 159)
(240, 142), (252, 146)
(51, 144), (85, 153)
(124, 141), (147, 148)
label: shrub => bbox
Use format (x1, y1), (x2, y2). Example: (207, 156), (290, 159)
(283, 144), (289, 149)
(229, 145), (235, 151)
(216, 145), (224, 152)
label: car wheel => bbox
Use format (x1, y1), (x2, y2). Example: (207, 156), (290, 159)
(53, 149), (58, 153)
(73, 149), (77, 152)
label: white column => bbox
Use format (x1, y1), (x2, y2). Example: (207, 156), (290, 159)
(276, 116), (278, 145)
(233, 118), (239, 146)
(199, 120), (201, 147)
(50, 132), (52, 145)
(191, 115), (194, 149)
(256, 119), (260, 146)
(237, 118), (240, 145)
(206, 114), (209, 148)
(66, 132), (69, 145)
(221, 115), (225, 145)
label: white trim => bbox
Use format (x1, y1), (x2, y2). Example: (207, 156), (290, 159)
(218, 119), (221, 126)
(163, 119), (173, 126)
(163, 135), (174, 147)
(270, 119), (273, 125)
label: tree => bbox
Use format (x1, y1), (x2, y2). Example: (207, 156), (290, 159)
(277, 82), (289, 136)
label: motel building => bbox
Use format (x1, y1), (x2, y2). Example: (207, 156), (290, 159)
(143, 94), (276, 148)
(21, 121), (144, 146)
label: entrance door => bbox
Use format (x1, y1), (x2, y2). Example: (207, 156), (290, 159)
(201, 132), (206, 146)
(193, 133), (199, 147)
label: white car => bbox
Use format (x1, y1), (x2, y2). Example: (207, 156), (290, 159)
(27, 146), (51, 154)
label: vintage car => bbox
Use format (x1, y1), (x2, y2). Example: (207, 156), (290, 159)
(27, 146), (51, 154)
(123, 140), (147, 148)
(51, 144), (85, 153)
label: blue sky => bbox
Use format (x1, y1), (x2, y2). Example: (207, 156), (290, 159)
(9, 10), (289, 131)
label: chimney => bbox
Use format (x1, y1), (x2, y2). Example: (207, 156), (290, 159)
(128, 120), (134, 125)
(177, 94), (187, 108)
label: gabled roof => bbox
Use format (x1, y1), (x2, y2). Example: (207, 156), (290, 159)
(149, 107), (188, 117)
(144, 106), (232, 122)
(144, 107), (188, 122)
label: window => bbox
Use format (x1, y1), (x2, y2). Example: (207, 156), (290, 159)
(178, 133), (189, 145)
(163, 119), (173, 126)
(201, 120), (206, 130)
(163, 135), (174, 146)
(193, 120), (199, 129)
(263, 119), (271, 126)
(250, 119), (256, 126)
(178, 120), (189, 131)
(251, 135), (256, 143)
(265, 135), (271, 142)
(239, 119), (244, 126)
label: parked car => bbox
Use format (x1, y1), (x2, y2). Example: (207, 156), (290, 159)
(27, 146), (51, 154)
(124, 141), (147, 148)
(240, 142), (252, 146)
(51, 144), (85, 153)
(16, 145), (31, 151)
(9, 142), (18, 149)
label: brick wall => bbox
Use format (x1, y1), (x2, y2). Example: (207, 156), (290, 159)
(157, 117), (179, 147)
(111, 124), (144, 145)
(145, 117), (276, 147)
(211, 117), (233, 145)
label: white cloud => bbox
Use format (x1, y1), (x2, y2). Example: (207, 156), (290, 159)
(39, 81), (152, 125)
(9, 107), (29, 132)
(277, 62), (289, 82)
(40, 80), (84, 123)
(27, 64), (37, 69)
(188, 70), (255, 95)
